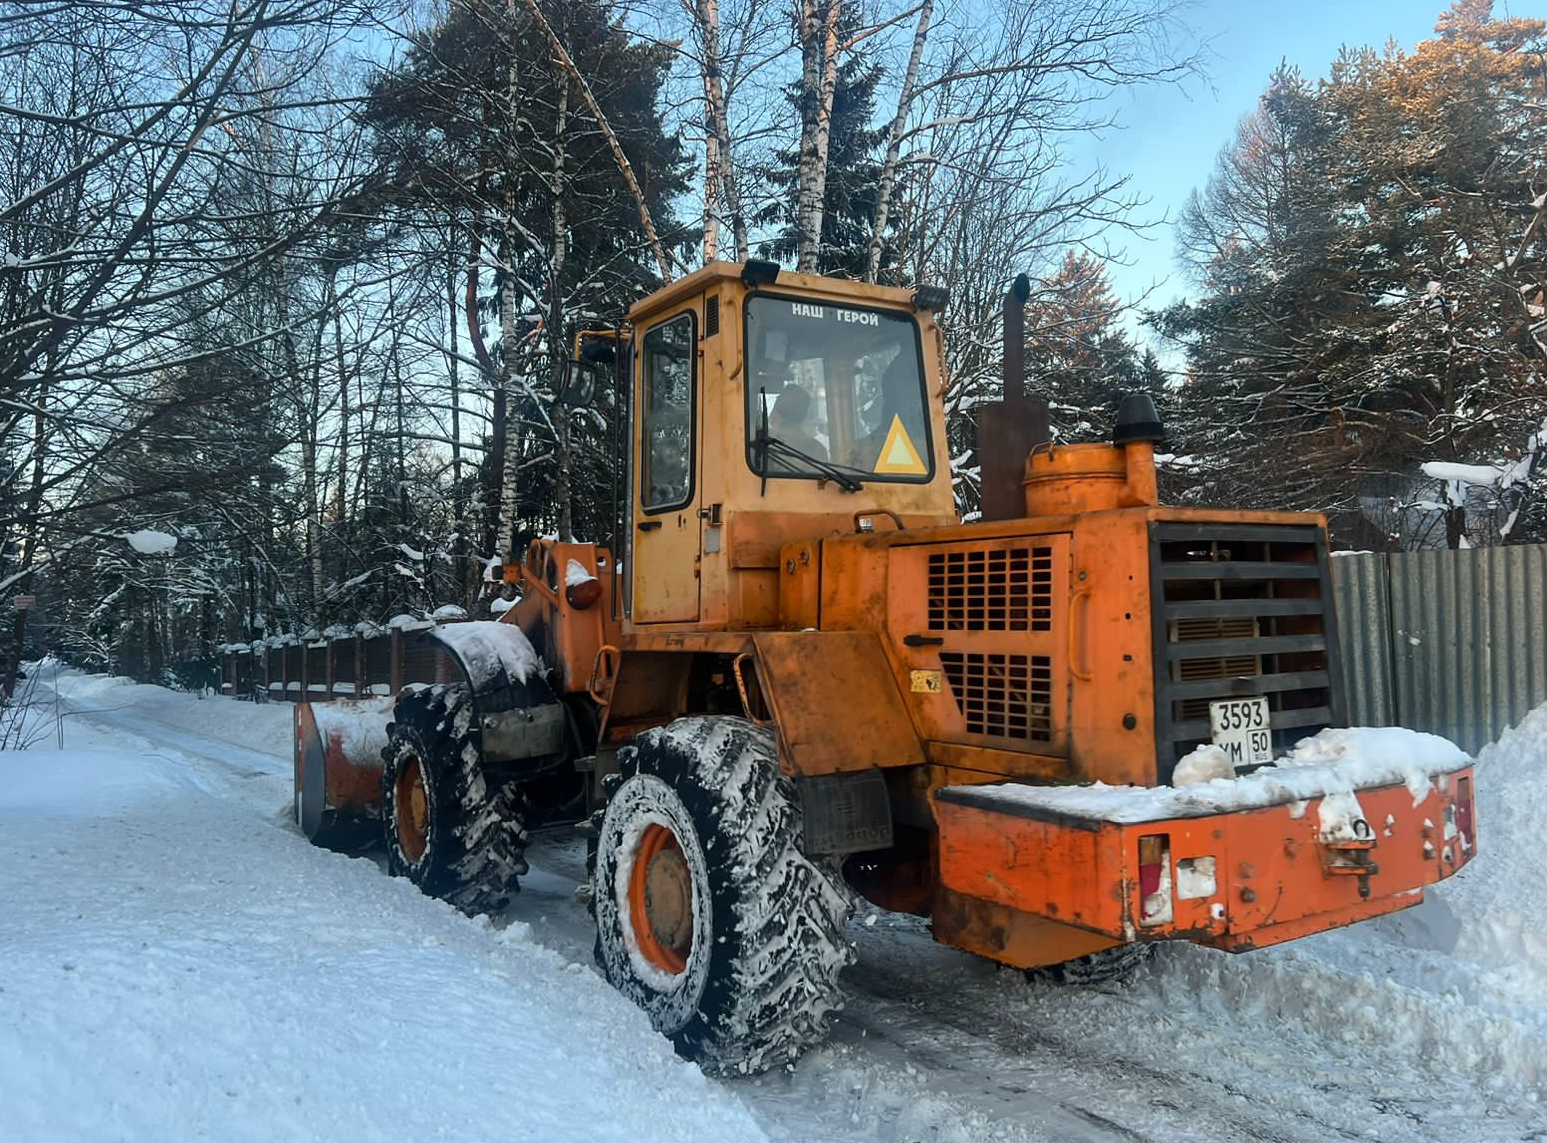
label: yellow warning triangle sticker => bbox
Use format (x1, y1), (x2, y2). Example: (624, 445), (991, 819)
(873, 414), (927, 475)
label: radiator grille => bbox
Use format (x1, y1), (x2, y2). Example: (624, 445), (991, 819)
(1169, 616), (1262, 683)
(940, 652), (1052, 742)
(1150, 522), (1345, 782)
(928, 547), (1052, 631)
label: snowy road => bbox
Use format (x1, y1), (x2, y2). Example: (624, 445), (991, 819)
(7, 673), (1547, 1143)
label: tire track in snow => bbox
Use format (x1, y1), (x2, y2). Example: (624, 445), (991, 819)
(55, 692), (290, 782)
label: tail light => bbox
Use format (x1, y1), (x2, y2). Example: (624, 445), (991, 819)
(1454, 776), (1474, 853)
(1138, 833), (1173, 926)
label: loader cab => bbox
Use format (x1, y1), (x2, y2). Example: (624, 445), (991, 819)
(627, 262), (958, 630)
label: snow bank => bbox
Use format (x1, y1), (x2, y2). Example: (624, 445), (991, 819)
(1437, 702), (1547, 974)
(12, 669), (1547, 1141)
(0, 702), (765, 1143)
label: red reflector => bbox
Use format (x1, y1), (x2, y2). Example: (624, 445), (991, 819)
(1455, 776), (1474, 849)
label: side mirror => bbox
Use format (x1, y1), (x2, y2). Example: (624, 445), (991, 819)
(557, 358), (602, 407)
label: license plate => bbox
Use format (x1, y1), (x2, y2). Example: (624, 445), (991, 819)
(1208, 697), (1273, 769)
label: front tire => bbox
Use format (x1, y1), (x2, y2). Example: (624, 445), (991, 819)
(593, 717), (854, 1076)
(380, 684), (528, 915)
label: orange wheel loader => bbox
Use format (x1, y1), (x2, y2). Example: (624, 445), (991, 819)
(293, 261), (1477, 1076)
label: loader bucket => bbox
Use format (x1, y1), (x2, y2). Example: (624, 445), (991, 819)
(292, 697), (394, 847)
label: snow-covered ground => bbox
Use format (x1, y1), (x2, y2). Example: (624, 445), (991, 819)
(4, 668), (1546, 1142)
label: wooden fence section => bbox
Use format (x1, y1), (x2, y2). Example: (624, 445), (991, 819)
(220, 622), (459, 701)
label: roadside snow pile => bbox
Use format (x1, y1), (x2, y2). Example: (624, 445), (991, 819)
(43, 668), (289, 752)
(0, 677), (766, 1143)
(1129, 706), (1547, 1099)
(1437, 702), (1547, 974)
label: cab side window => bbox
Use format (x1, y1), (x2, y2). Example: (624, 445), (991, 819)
(640, 312), (696, 512)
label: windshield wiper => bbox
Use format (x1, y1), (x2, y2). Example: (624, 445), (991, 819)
(755, 431), (866, 493)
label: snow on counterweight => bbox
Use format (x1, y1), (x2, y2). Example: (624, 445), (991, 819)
(946, 726), (1469, 823)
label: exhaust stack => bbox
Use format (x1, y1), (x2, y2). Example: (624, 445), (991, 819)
(975, 274), (1051, 521)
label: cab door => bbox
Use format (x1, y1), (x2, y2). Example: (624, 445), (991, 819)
(632, 308), (701, 624)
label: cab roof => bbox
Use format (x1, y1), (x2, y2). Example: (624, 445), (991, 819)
(627, 262), (926, 326)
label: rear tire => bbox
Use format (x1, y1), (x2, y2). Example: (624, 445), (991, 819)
(1030, 942), (1153, 986)
(593, 716), (854, 1076)
(380, 684), (528, 915)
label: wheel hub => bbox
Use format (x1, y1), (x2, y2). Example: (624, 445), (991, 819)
(394, 754), (429, 863)
(629, 824), (694, 974)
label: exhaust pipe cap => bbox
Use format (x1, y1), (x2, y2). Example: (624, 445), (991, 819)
(1113, 393), (1165, 447)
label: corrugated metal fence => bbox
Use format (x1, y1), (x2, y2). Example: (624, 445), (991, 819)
(1333, 544), (1547, 752)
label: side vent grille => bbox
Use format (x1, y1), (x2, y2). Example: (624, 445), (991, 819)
(928, 547), (1052, 631)
(704, 295), (720, 337)
(940, 652), (1052, 742)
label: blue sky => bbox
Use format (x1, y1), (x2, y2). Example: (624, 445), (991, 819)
(1086, 0), (1489, 319)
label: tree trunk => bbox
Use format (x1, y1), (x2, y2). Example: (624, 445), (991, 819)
(795, 0), (842, 273)
(550, 76), (574, 542)
(496, 255), (522, 561)
(2, 391), (48, 700)
(329, 267), (349, 522)
(447, 228), (468, 600)
(866, 0), (932, 283)
(696, 0), (746, 262)
(495, 42), (524, 563)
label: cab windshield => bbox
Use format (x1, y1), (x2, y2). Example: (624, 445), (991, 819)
(744, 295), (932, 484)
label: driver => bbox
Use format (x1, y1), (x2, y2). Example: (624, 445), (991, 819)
(767, 384), (828, 468)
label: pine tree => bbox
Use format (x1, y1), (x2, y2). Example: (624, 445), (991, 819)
(1156, 13), (1547, 548)
(1024, 250), (1142, 440)
(362, 0), (688, 560)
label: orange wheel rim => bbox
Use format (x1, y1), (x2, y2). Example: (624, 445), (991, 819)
(628, 823), (694, 975)
(394, 755), (429, 863)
